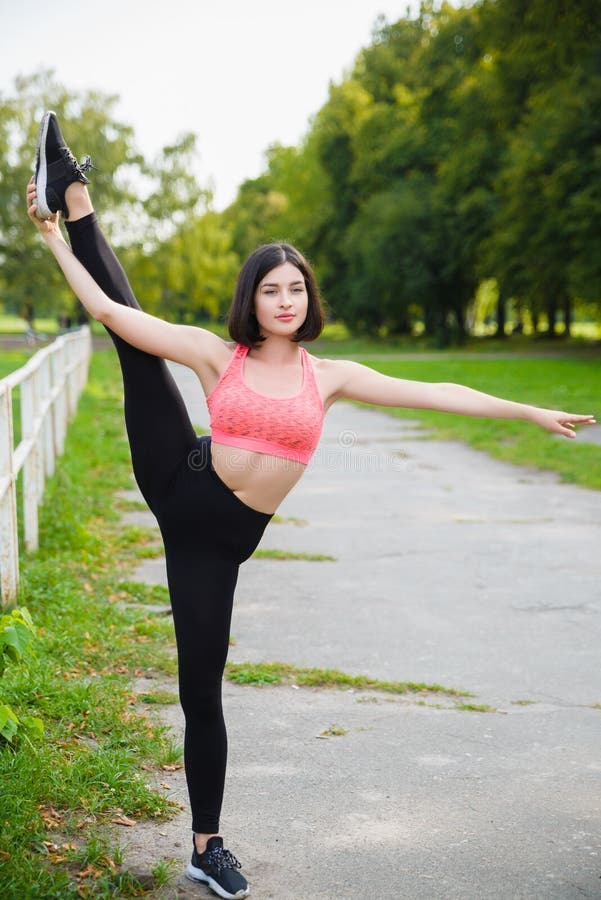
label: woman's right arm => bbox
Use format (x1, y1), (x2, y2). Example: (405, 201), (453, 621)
(28, 197), (222, 370)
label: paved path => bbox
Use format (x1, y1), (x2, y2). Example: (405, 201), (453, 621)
(118, 363), (601, 900)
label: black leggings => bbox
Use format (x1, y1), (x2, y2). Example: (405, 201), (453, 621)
(66, 214), (272, 833)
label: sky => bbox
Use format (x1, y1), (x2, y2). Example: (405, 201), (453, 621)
(0, 0), (425, 209)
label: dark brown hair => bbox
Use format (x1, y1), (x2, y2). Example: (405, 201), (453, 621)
(227, 243), (325, 347)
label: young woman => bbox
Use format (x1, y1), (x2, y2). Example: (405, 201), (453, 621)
(27, 112), (595, 899)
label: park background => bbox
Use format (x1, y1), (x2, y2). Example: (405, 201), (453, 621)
(1, 0), (600, 344)
(1, 0), (601, 897)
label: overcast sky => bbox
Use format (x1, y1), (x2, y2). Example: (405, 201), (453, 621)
(1, 0), (430, 208)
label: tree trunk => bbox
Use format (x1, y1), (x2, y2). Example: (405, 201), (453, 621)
(532, 311), (540, 333)
(563, 296), (572, 337)
(495, 291), (506, 338)
(547, 294), (557, 337)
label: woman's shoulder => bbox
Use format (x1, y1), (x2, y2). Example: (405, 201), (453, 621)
(305, 352), (354, 375)
(304, 353), (358, 402)
(187, 327), (239, 375)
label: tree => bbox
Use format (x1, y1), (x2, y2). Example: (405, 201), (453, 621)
(479, 0), (601, 333)
(0, 70), (208, 323)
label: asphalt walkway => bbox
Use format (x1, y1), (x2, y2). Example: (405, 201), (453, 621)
(118, 362), (601, 900)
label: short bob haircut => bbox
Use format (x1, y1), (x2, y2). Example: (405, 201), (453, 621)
(227, 243), (325, 347)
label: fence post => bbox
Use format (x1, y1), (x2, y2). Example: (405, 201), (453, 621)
(0, 385), (19, 603)
(33, 367), (44, 503)
(41, 355), (55, 478)
(51, 342), (66, 458)
(20, 378), (39, 553)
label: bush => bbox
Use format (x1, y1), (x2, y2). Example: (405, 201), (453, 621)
(0, 607), (43, 743)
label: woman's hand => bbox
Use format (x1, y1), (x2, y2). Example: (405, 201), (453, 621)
(26, 178), (64, 243)
(529, 408), (596, 439)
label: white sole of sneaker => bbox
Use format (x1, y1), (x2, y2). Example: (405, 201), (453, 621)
(186, 861), (249, 898)
(35, 113), (53, 220)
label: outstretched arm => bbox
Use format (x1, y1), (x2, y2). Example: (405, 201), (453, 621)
(26, 181), (223, 370)
(330, 360), (596, 439)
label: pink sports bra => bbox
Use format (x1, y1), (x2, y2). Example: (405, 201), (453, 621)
(207, 344), (324, 464)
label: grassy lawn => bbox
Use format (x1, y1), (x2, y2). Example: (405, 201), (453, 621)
(0, 351), (31, 379)
(0, 350), (179, 898)
(358, 356), (601, 491)
(0, 315), (60, 335)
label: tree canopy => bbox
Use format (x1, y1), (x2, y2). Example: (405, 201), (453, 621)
(217, 0), (601, 341)
(2, 2), (600, 341)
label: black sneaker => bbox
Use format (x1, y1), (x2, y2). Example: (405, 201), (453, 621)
(186, 836), (249, 899)
(34, 111), (92, 221)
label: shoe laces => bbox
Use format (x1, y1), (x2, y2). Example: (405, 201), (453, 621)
(80, 154), (96, 173)
(206, 845), (242, 874)
(60, 146), (97, 174)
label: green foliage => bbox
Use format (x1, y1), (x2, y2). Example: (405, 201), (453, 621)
(0, 608), (44, 743)
(0, 69), (212, 325)
(215, 0), (601, 341)
(0, 607), (36, 676)
(5, 4), (601, 342)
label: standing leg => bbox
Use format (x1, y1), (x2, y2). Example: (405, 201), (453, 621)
(165, 542), (239, 834)
(156, 445), (272, 839)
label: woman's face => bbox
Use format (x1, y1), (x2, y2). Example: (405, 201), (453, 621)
(253, 262), (308, 339)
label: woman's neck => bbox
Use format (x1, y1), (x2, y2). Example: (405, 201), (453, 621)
(251, 337), (301, 365)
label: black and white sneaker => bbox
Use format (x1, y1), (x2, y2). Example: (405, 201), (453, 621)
(186, 836), (249, 899)
(34, 111), (92, 221)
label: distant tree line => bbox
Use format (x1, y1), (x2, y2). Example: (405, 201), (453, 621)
(1, 1), (600, 343)
(221, 0), (601, 342)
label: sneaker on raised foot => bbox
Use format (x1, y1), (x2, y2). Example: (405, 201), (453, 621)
(186, 836), (249, 899)
(34, 111), (92, 221)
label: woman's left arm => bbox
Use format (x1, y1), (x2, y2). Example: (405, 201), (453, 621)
(330, 360), (596, 439)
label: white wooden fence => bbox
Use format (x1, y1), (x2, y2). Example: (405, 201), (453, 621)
(0, 327), (92, 605)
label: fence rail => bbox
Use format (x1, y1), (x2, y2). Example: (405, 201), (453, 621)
(0, 327), (92, 605)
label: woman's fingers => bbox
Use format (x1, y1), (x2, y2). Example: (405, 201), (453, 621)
(556, 413), (596, 438)
(563, 414), (596, 425)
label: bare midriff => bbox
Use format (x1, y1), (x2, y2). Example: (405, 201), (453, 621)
(210, 442), (306, 514)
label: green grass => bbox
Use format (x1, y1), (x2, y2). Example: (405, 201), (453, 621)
(357, 356), (601, 490)
(117, 582), (171, 606)
(455, 703), (498, 714)
(312, 322), (601, 357)
(0, 315), (59, 335)
(0, 350), (181, 897)
(252, 548), (336, 561)
(224, 661), (471, 698)
(137, 690), (179, 706)
(319, 724), (348, 737)
(271, 515), (309, 526)
(0, 350), (31, 378)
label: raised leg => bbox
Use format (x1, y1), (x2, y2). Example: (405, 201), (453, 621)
(64, 198), (197, 510)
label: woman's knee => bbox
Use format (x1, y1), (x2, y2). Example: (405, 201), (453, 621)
(178, 676), (223, 719)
